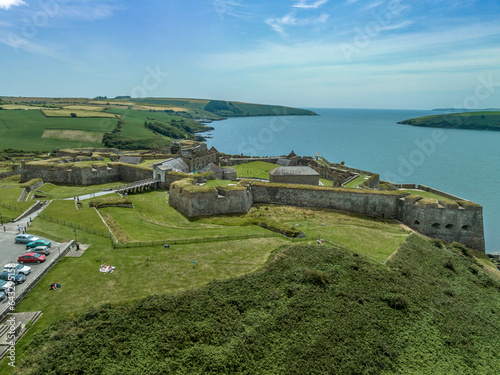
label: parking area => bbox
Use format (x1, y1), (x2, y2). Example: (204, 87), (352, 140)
(0, 222), (67, 315)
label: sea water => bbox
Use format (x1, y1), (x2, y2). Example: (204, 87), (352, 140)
(206, 108), (500, 254)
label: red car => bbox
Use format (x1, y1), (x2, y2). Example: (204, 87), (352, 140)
(18, 252), (46, 264)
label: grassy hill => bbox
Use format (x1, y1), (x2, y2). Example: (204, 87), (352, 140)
(0, 97), (316, 151)
(12, 235), (500, 374)
(398, 111), (500, 131)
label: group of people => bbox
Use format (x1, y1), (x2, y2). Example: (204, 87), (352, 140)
(100, 264), (115, 273)
(49, 283), (62, 290)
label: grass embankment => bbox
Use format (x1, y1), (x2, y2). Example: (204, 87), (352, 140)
(11, 235), (500, 374)
(196, 205), (409, 263)
(32, 182), (126, 200)
(344, 174), (368, 188)
(99, 191), (271, 242)
(398, 111), (500, 131)
(399, 189), (454, 202)
(0, 175), (36, 221)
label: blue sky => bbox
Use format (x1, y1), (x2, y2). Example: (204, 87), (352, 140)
(0, 0), (499, 109)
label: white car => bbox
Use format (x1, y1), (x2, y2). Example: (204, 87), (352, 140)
(3, 263), (32, 276)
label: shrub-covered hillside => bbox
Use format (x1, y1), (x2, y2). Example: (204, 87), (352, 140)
(16, 235), (500, 374)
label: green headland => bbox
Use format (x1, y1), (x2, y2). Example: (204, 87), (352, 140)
(398, 111), (500, 131)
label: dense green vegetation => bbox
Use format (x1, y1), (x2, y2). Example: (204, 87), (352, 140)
(13, 235), (500, 374)
(398, 111), (500, 131)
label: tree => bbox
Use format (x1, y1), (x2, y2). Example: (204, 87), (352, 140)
(70, 113), (77, 118)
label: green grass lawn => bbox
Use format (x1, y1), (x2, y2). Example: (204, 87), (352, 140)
(202, 179), (237, 187)
(230, 161), (278, 180)
(319, 178), (332, 186)
(400, 189), (454, 202)
(40, 200), (110, 233)
(33, 181), (127, 200)
(100, 204), (270, 243)
(198, 205), (410, 263)
(344, 174), (368, 188)
(0, 175), (37, 220)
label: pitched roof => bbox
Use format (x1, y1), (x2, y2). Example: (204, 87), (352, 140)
(119, 156), (143, 165)
(155, 157), (189, 172)
(276, 158), (291, 166)
(269, 166), (319, 176)
(200, 163), (223, 173)
(224, 167), (236, 173)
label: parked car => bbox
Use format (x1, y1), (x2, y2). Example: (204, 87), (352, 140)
(0, 291), (6, 302)
(18, 252), (46, 264)
(15, 234), (39, 244)
(30, 246), (51, 256)
(0, 280), (15, 294)
(26, 239), (51, 249)
(0, 271), (26, 285)
(2, 263), (32, 275)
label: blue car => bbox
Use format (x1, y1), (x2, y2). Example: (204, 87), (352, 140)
(0, 271), (26, 285)
(26, 239), (51, 249)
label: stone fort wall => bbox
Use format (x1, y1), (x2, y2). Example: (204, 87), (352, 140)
(169, 183), (252, 217)
(169, 180), (485, 252)
(20, 162), (151, 186)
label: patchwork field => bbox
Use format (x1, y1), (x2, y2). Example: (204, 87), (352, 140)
(0, 110), (116, 150)
(42, 129), (105, 142)
(41, 109), (118, 118)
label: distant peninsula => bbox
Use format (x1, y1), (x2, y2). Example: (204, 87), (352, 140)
(398, 111), (500, 131)
(0, 96), (316, 151)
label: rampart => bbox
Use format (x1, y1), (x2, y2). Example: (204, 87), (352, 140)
(20, 162), (151, 186)
(169, 179), (252, 217)
(169, 180), (485, 252)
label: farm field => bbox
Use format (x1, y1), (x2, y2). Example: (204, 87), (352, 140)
(0, 110), (116, 150)
(41, 109), (118, 118)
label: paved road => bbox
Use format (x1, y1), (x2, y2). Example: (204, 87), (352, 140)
(0, 203), (64, 311)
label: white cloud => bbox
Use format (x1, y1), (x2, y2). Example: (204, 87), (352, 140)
(57, 4), (120, 21)
(202, 21), (500, 73)
(293, 0), (328, 9)
(363, 1), (383, 11)
(0, 0), (26, 10)
(266, 12), (329, 34)
(380, 20), (414, 31)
